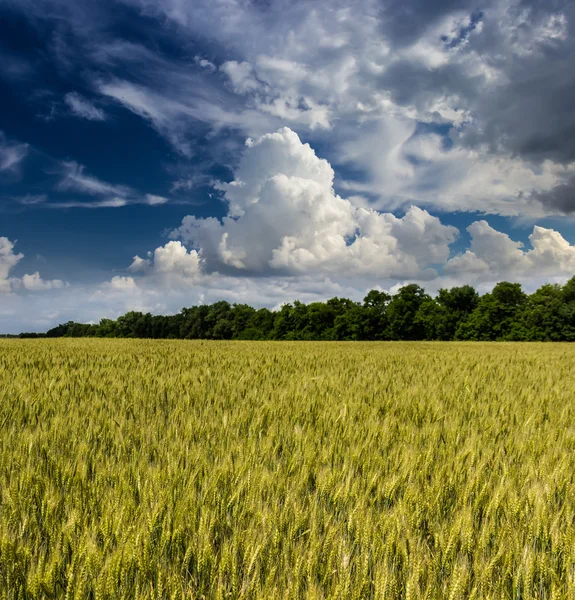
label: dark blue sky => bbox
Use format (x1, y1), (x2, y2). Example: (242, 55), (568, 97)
(1, 0), (575, 331)
(1, 2), (217, 279)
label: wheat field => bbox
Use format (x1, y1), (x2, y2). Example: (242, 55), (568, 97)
(1, 340), (575, 599)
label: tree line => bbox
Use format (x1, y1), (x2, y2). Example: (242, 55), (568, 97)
(15, 276), (575, 341)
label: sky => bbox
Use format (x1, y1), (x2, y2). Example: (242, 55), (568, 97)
(1, 0), (575, 333)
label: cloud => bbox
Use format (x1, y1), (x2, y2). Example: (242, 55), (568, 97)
(170, 128), (458, 279)
(446, 220), (575, 284)
(54, 161), (169, 208)
(97, 77), (278, 157)
(0, 237), (24, 294)
(14, 194), (48, 206)
(454, 8), (575, 165)
(97, 79), (193, 154)
(48, 198), (129, 209)
(19, 272), (66, 291)
(195, 56), (216, 72)
(338, 126), (575, 216)
(0, 50), (35, 80)
(64, 92), (107, 120)
(105, 275), (139, 292)
(5, 0), (575, 216)
(220, 61), (261, 94)
(158, 129), (575, 295)
(144, 194), (168, 205)
(529, 173), (575, 214)
(170, 174), (213, 192)
(58, 161), (132, 197)
(0, 237), (67, 294)
(127, 0), (575, 214)
(129, 241), (202, 282)
(0, 132), (28, 174)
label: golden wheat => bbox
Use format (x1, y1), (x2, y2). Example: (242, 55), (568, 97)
(1, 340), (575, 599)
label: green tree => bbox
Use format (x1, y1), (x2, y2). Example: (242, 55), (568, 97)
(435, 285), (479, 340)
(242, 308), (276, 340)
(180, 305), (210, 339)
(510, 284), (565, 341)
(559, 277), (575, 341)
(362, 290), (391, 340)
(334, 304), (365, 340)
(386, 284), (430, 340)
(457, 282), (527, 340)
(95, 318), (118, 337)
(46, 321), (75, 337)
(271, 301), (309, 340)
(414, 298), (445, 340)
(115, 311), (152, 338)
(206, 301), (234, 339)
(231, 304), (257, 339)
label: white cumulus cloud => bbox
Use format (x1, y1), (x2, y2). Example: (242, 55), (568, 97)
(171, 128), (458, 279)
(446, 221), (575, 284)
(20, 272), (66, 291)
(129, 241), (203, 282)
(0, 237), (68, 294)
(0, 237), (24, 293)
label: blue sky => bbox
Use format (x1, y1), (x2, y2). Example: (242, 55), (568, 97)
(1, 0), (575, 332)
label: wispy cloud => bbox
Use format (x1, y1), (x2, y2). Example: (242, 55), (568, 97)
(96, 77), (273, 157)
(14, 194), (48, 206)
(145, 194), (168, 205)
(0, 132), (29, 174)
(48, 198), (129, 209)
(64, 92), (107, 121)
(57, 161), (131, 197)
(0, 51), (34, 80)
(54, 161), (169, 208)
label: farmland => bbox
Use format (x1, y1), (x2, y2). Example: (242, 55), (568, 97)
(1, 340), (575, 599)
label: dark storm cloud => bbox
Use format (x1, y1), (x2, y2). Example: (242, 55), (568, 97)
(377, 0), (478, 46)
(531, 174), (575, 214)
(377, 0), (575, 167)
(460, 49), (575, 165)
